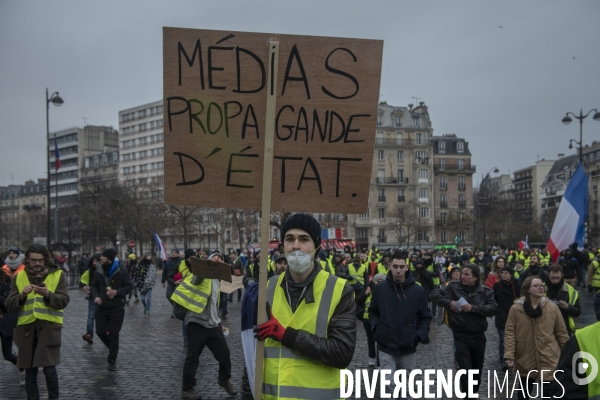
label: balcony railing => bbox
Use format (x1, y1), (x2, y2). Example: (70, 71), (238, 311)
(440, 202), (448, 208)
(440, 184), (447, 191)
(458, 202), (466, 208)
(378, 196), (386, 202)
(374, 138), (430, 147)
(436, 220), (447, 227)
(376, 177), (408, 185)
(458, 184), (466, 191)
(397, 196), (405, 202)
(434, 165), (476, 173)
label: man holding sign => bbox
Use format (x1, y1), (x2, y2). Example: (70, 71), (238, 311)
(253, 214), (356, 399)
(172, 250), (237, 399)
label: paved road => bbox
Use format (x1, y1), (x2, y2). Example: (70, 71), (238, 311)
(1, 274), (596, 399)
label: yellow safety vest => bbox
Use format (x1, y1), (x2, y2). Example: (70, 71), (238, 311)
(363, 293), (372, 320)
(178, 260), (192, 279)
(263, 271), (345, 400)
(80, 270), (90, 286)
(575, 321), (600, 399)
(348, 263), (365, 286)
(249, 261), (274, 278)
(427, 264), (440, 286)
(170, 274), (212, 314)
(539, 254), (551, 267)
(319, 260), (334, 274)
(376, 263), (388, 276)
(591, 260), (600, 288)
(16, 270), (64, 325)
(565, 284), (579, 332)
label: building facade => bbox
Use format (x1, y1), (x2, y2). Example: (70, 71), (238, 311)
(118, 100), (164, 189)
(349, 101), (435, 250)
(432, 134), (475, 248)
(513, 159), (554, 221)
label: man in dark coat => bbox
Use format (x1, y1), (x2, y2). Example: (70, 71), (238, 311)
(91, 248), (132, 371)
(369, 251), (432, 396)
(6, 244), (70, 400)
(430, 264), (497, 397)
(546, 264), (581, 336)
(492, 265), (521, 371)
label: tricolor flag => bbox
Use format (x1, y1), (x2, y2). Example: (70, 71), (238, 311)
(54, 139), (61, 171)
(547, 164), (588, 263)
(151, 228), (168, 260)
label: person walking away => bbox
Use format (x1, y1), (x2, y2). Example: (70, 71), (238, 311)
(124, 254), (139, 305)
(252, 214), (356, 400)
(172, 250), (237, 400)
(81, 253), (101, 345)
(228, 250), (244, 302)
(2, 246), (25, 276)
(347, 256), (366, 295)
(545, 264), (581, 337)
(424, 251), (442, 317)
(430, 264), (497, 397)
(356, 273), (385, 367)
(132, 254), (156, 316)
(5, 244), (70, 400)
(369, 251), (432, 397)
(485, 256), (507, 288)
(91, 248), (133, 371)
(492, 265), (520, 371)
(560, 248), (581, 287)
(0, 263), (25, 385)
(163, 249), (181, 315)
(504, 277), (569, 399)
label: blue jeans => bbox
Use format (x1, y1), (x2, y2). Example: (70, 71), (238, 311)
(87, 297), (97, 337)
(140, 288), (152, 313)
(497, 327), (505, 364)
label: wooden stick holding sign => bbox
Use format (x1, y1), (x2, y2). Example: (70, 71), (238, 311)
(254, 39), (279, 400)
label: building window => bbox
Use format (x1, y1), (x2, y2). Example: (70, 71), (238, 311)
(84, 158), (90, 168)
(397, 151), (403, 160)
(416, 132), (422, 144)
(439, 158), (445, 170)
(456, 141), (464, 153)
(113, 153), (118, 163)
(94, 157), (99, 167)
(459, 212), (465, 221)
(459, 194), (466, 207)
(458, 176), (466, 190)
(378, 228), (386, 243)
(378, 169), (384, 182)
(438, 141), (445, 152)
(418, 187), (429, 199)
(397, 189), (405, 202)
(441, 212), (447, 224)
(378, 208), (385, 218)
(359, 208), (370, 218)
(441, 231), (447, 242)
(413, 116), (420, 128)
(417, 231), (427, 241)
(458, 158), (464, 170)
(418, 169), (428, 180)
(357, 228), (369, 239)
(378, 189), (386, 202)
(377, 115), (382, 126)
(459, 231), (466, 242)
(440, 176), (447, 190)
(397, 169), (404, 181)
(419, 207), (429, 218)
(440, 194), (447, 207)
(378, 150), (384, 160)
(395, 116), (401, 127)
(102, 155), (108, 165)
(416, 151), (426, 162)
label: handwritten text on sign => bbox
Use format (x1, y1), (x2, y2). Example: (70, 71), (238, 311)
(163, 28), (383, 213)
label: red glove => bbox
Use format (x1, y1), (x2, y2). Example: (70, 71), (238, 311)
(254, 308), (286, 342)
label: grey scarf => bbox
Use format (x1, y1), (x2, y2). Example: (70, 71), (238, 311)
(4, 253), (24, 270)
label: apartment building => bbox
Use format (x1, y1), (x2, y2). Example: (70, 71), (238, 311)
(349, 101), (434, 250)
(118, 100), (164, 189)
(513, 159), (554, 221)
(432, 134), (475, 247)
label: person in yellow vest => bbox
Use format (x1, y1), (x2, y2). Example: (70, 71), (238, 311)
(356, 273), (386, 367)
(173, 250), (237, 400)
(539, 247), (552, 271)
(519, 248), (532, 269)
(347, 256), (366, 295)
(91, 248), (133, 371)
(254, 214), (356, 400)
(81, 253), (101, 345)
(6, 244), (70, 400)
(316, 250), (334, 274)
(244, 250), (275, 286)
(586, 254), (600, 294)
(376, 252), (391, 275)
(546, 264), (581, 337)
(552, 320), (600, 398)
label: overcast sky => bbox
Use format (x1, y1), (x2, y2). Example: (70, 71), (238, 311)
(1, 0), (599, 187)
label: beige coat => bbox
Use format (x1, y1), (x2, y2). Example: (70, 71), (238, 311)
(504, 297), (569, 381)
(5, 265), (69, 368)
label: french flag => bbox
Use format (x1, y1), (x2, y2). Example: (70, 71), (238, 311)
(547, 164), (589, 263)
(151, 228), (168, 260)
(54, 139), (61, 171)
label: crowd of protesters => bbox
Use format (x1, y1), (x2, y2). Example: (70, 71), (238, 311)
(1, 233), (600, 399)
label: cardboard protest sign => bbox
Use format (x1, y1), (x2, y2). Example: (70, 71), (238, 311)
(163, 27), (383, 214)
(219, 275), (244, 294)
(188, 258), (232, 282)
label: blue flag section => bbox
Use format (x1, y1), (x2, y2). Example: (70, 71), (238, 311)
(241, 282), (259, 399)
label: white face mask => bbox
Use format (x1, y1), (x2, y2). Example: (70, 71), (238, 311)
(286, 250), (313, 274)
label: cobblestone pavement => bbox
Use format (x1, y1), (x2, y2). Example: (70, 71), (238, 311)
(1, 274), (596, 400)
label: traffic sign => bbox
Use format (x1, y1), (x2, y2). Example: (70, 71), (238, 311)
(127, 240), (135, 249)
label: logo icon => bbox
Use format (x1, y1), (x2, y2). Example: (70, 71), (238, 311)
(572, 351), (598, 385)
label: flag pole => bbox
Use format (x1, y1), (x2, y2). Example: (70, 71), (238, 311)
(254, 39), (279, 400)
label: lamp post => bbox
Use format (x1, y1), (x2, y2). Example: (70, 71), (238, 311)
(562, 108), (600, 164)
(46, 89), (64, 251)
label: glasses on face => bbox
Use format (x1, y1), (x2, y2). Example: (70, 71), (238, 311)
(29, 258), (44, 264)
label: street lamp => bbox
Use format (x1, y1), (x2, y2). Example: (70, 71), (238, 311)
(46, 89), (64, 251)
(562, 108), (600, 164)
(482, 166), (500, 182)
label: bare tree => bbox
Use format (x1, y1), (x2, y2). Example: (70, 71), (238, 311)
(386, 205), (420, 248)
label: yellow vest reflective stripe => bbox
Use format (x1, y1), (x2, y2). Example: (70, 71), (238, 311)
(80, 270), (90, 286)
(16, 270), (64, 325)
(566, 284), (578, 332)
(170, 274), (212, 313)
(426, 264), (440, 286)
(539, 254), (551, 266)
(363, 293), (372, 320)
(263, 271), (345, 400)
(575, 322), (600, 399)
(591, 260), (600, 288)
(319, 260), (334, 274)
(348, 263), (365, 285)
(178, 260), (191, 279)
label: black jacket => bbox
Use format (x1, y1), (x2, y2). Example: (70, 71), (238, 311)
(519, 265), (549, 284)
(413, 267), (435, 294)
(91, 262), (133, 309)
(430, 280), (497, 334)
(546, 280), (582, 332)
(560, 254), (580, 280)
(595, 291), (600, 321)
(492, 279), (521, 329)
(163, 257), (181, 285)
(551, 333), (589, 399)
(369, 271), (432, 357)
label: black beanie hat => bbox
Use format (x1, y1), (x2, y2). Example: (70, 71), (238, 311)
(102, 248), (117, 263)
(501, 265), (515, 276)
(184, 249), (196, 260)
(281, 214), (321, 249)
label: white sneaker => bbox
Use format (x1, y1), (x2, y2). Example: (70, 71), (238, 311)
(20, 371), (25, 386)
(369, 357), (376, 366)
